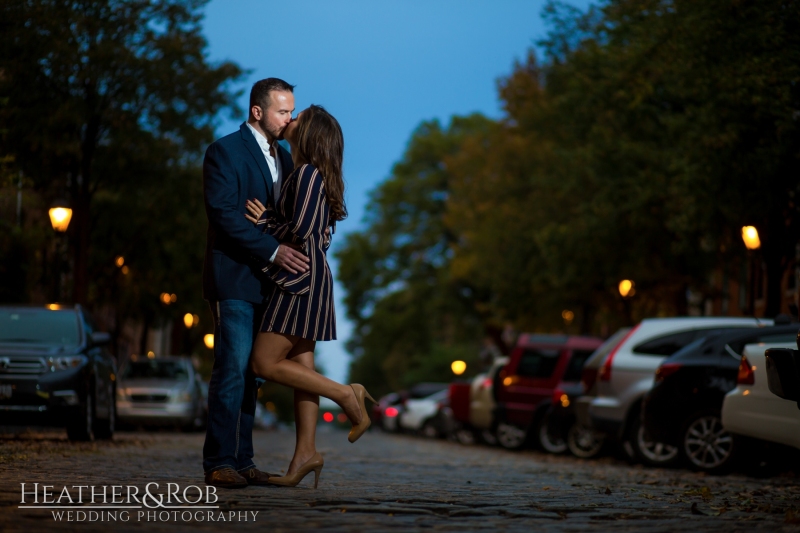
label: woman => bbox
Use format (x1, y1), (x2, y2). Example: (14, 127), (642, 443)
(244, 105), (375, 489)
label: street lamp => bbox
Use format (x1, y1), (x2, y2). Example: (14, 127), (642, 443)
(562, 309), (574, 325)
(741, 226), (761, 250)
(184, 313), (199, 329)
(618, 279), (635, 298)
(451, 360), (467, 375)
(48, 201), (72, 233)
(203, 334), (214, 349)
(742, 226), (761, 315)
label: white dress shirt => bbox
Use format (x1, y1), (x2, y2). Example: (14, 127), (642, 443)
(246, 122), (282, 262)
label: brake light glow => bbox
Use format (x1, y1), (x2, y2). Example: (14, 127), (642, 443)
(385, 407), (399, 417)
(654, 363), (683, 383)
(737, 356), (755, 385)
(599, 325), (640, 382)
(322, 412), (334, 423)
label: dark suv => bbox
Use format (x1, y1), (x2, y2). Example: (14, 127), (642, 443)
(642, 324), (799, 473)
(494, 334), (603, 450)
(0, 305), (117, 441)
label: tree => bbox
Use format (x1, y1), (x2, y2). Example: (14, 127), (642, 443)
(336, 116), (493, 395)
(0, 0), (244, 306)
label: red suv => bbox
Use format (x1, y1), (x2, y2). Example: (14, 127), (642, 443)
(494, 334), (603, 450)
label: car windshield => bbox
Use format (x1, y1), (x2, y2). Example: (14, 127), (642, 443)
(0, 309), (80, 345)
(122, 360), (190, 380)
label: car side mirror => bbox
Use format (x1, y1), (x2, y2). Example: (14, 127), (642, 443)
(765, 347), (800, 410)
(90, 332), (111, 346)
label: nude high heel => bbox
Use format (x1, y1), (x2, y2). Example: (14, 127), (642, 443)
(267, 452), (324, 488)
(348, 384), (377, 443)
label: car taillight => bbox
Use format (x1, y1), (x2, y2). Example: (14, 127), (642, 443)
(737, 356), (755, 385)
(551, 388), (570, 407)
(385, 407), (399, 417)
(654, 363), (682, 383)
(581, 368), (598, 392)
(599, 325), (640, 382)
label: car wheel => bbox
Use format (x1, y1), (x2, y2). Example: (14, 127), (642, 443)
(496, 421), (527, 450)
(420, 420), (439, 439)
(93, 384), (115, 440)
(537, 414), (567, 454)
(631, 417), (678, 466)
(67, 393), (94, 442)
(479, 429), (497, 446)
(567, 423), (605, 459)
(454, 427), (476, 445)
(681, 410), (737, 473)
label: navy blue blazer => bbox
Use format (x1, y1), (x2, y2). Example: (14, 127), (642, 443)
(202, 123), (294, 303)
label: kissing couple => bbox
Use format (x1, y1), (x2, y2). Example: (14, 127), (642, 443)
(201, 77), (375, 489)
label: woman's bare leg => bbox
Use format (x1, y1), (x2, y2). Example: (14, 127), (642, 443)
(286, 340), (318, 475)
(251, 332), (362, 425)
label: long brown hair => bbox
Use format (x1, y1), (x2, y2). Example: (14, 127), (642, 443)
(292, 105), (347, 223)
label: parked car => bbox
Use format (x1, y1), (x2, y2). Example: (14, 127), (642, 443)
(588, 317), (771, 466)
(572, 328), (632, 456)
(546, 333), (632, 459)
(494, 334), (604, 451)
(642, 325), (799, 473)
(722, 342), (800, 451)
(374, 392), (405, 432)
(446, 357), (509, 445)
(0, 304), (117, 441)
(398, 388), (450, 436)
(377, 383), (449, 433)
(117, 355), (205, 430)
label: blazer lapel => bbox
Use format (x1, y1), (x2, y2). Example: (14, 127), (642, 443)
(240, 123), (274, 200)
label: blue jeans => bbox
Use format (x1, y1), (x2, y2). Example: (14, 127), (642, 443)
(203, 300), (263, 473)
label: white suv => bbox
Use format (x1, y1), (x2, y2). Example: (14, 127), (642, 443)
(589, 317), (771, 465)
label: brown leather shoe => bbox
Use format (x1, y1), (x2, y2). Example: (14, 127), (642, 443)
(240, 467), (275, 486)
(204, 467), (247, 489)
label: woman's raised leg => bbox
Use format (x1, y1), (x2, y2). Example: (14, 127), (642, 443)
(286, 339), (319, 475)
(250, 332), (362, 425)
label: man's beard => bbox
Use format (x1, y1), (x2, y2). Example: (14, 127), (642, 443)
(259, 116), (284, 141)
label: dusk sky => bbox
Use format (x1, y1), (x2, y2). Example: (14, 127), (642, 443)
(202, 0), (594, 385)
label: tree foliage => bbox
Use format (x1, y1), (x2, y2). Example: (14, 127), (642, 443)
(338, 0), (800, 392)
(0, 0), (244, 350)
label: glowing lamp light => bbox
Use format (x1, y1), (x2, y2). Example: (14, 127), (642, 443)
(115, 256), (125, 267)
(147, 351), (155, 359)
(121, 266), (130, 275)
(170, 293), (177, 303)
(562, 310), (574, 324)
(48, 207), (73, 233)
(203, 334), (214, 349)
(184, 313), (194, 329)
(47, 304), (61, 310)
(560, 394), (570, 408)
(503, 377), (513, 387)
(385, 407), (399, 417)
(451, 360), (467, 375)
(741, 226), (761, 250)
(322, 412), (334, 423)
(618, 279), (635, 298)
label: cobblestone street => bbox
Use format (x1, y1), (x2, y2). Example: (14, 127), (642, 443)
(1, 427), (800, 532)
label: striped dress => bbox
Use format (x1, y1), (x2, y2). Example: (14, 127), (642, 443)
(258, 164), (336, 341)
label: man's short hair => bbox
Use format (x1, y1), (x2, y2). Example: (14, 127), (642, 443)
(250, 78), (295, 110)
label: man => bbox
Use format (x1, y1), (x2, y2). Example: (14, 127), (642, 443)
(202, 78), (309, 488)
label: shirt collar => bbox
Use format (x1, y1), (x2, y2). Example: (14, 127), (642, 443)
(246, 122), (272, 150)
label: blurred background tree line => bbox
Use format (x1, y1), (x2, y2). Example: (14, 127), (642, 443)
(0, 0), (242, 357)
(338, 0), (800, 396)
